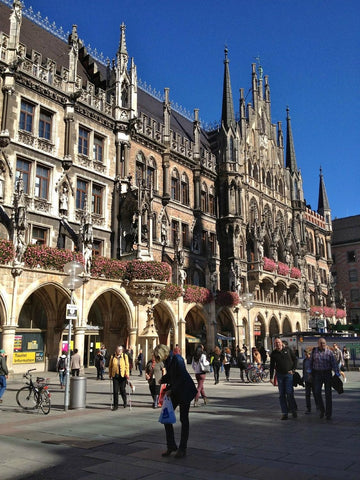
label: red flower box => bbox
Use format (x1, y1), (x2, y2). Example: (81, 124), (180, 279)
(290, 267), (301, 279)
(263, 257), (277, 272)
(215, 291), (240, 307)
(277, 262), (289, 276)
(184, 285), (212, 304)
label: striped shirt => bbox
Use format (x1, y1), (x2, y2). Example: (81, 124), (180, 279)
(309, 347), (339, 374)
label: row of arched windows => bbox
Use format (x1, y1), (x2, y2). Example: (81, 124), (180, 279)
(247, 159), (285, 195)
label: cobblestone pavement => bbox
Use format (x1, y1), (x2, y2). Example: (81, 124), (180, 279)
(0, 368), (359, 480)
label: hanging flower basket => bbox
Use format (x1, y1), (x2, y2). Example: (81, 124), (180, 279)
(323, 306), (335, 318)
(184, 285), (212, 304)
(263, 257), (277, 272)
(0, 239), (14, 265)
(290, 267), (301, 279)
(335, 309), (346, 319)
(310, 305), (323, 316)
(277, 262), (289, 276)
(160, 283), (183, 301)
(215, 291), (240, 307)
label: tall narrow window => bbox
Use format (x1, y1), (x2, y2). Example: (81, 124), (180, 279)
(35, 165), (50, 199)
(209, 187), (215, 215)
(19, 100), (34, 133)
(182, 223), (189, 248)
(181, 173), (189, 206)
(201, 230), (207, 254)
(92, 239), (102, 256)
(76, 179), (88, 209)
(16, 159), (31, 194)
(171, 169), (180, 201)
(78, 127), (89, 156)
(92, 184), (103, 215)
(93, 135), (104, 162)
(209, 233), (216, 256)
(201, 183), (208, 212)
(135, 152), (146, 185)
(38, 109), (52, 140)
(147, 157), (156, 190)
(171, 220), (179, 245)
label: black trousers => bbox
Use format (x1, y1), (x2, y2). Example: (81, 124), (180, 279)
(164, 398), (190, 451)
(113, 375), (127, 408)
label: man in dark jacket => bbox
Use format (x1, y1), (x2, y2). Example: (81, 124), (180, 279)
(0, 348), (9, 403)
(270, 337), (298, 420)
(154, 344), (197, 458)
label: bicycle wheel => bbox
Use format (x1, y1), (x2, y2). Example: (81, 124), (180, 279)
(248, 368), (260, 383)
(39, 390), (51, 415)
(16, 386), (37, 410)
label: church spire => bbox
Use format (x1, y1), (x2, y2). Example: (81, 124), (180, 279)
(221, 48), (235, 130)
(286, 107), (298, 172)
(317, 166), (330, 214)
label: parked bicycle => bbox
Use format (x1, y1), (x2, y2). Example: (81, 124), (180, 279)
(245, 363), (270, 383)
(16, 368), (51, 414)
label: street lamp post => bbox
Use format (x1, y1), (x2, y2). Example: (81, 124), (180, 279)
(62, 261), (84, 411)
(241, 292), (254, 354)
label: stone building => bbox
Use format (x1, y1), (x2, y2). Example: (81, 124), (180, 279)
(0, 1), (339, 372)
(332, 215), (360, 327)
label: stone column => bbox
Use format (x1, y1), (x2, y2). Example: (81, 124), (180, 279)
(74, 327), (85, 372)
(1, 326), (16, 370)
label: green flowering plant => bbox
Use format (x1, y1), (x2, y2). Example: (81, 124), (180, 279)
(160, 283), (183, 301)
(183, 285), (212, 304)
(0, 239), (14, 265)
(215, 291), (240, 307)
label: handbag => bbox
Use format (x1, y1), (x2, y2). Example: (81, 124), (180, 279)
(158, 395), (176, 424)
(200, 355), (210, 373)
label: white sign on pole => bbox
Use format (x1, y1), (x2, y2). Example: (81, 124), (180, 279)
(66, 304), (78, 320)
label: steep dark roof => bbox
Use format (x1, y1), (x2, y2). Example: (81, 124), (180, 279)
(0, 2), (211, 149)
(332, 215), (360, 245)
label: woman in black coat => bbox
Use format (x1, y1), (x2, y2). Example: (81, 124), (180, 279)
(154, 344), (197, 459)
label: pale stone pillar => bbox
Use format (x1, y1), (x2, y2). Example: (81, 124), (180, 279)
(74, 328), (85, 371)
(1, 326), (16, 370)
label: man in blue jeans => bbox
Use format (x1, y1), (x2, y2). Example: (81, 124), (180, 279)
(308, 337), (340, 420)
(270, 338), (298, 420)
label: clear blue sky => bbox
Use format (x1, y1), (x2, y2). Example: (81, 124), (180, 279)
(19, 0), (360, 219)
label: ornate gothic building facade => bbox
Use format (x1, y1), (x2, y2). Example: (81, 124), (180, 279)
(0, 1), (340, 372)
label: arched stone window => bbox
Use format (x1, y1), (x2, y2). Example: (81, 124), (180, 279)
(201, 182), (208, 213)
(209, 186), (216, 215)
(147, 156), (157, 191)
(247, 159), (252, 176)
(266, 171), (272, 188)
(278, 178), (284, 195)
(253, 163), (259, 181)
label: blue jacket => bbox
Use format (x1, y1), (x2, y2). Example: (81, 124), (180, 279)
(161, 351), (197, 404)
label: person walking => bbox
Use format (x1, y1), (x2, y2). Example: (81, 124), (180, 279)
(332, 343), (346, 382)
(154, 344), (197, 459)
(191, 344), (210, 406)
(0, 349), (8, 403)
(70, 348), (81, 376)
(223, 347), (232, 381)
(342, 346), (350, 371)
(57, 350), (68, 389)
(237, 348), (247, 382)
(270, 337), (298, 420)
(211, 346), (222, 384)
(302, 349), (317, 414)
(108, 345), (129, 410)
(95, 349), (105, 380)
(137, 349), (144, 376)
(145, 354), (163, 408)
(308, 338), (340, 420)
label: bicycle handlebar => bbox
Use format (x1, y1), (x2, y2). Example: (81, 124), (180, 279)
(23, 368), (37, 378)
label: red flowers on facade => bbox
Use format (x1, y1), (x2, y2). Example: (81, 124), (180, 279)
(215, 291), (240, 307)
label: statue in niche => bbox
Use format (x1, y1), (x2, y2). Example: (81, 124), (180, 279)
(59, 185), (69, 216)
(83, 242), (92, 275)
(179, 268), (187, 288)
(210, 271), (218, 294)
(161, 220), (167, 246)
(177, 248), (184, 267)
(14, 229), (26, 265)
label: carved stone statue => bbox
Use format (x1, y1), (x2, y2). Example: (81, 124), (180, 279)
(83, 242), (92, 275)
(210, 271), (218, 294)
(59, 185), (69, 215)
(161, 220), (167, 245)
(14, 229), (26, 265)
(179, 268), (187, 288)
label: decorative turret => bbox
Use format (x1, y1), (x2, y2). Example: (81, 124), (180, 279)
(285, 108), (304, 207)
(317, 167), (332, 231)
(221, 48), (235, 131)
(285, 107), (298, 173)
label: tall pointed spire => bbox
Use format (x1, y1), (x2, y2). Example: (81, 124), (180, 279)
(285, 107), (298, 172)
(119, 22), (128, 56)
(221, 48), (235, 130)
(317, 166), (330, 215)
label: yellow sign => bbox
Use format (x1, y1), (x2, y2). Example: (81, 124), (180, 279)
(27, 341), (38, 350)
(96, 342), (101, 349)
(13, 352), (36, 364)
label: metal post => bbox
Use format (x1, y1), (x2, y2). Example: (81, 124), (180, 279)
(64, 290), (73, 412)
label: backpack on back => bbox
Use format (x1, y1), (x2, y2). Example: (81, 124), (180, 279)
(58, 356), (66, 371)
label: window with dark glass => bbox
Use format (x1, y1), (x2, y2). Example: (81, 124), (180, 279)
(350, 289), (360, 302)
(171, 220), (179, 245)
(181, 223), (189, 248)
(32, 226), (47, 245)
(209, 232), (216, 256)
(16, 158), (31, 194)
(78, 127), (89, 156)
(201, 184), (208, 212)
(76, 179), (88, 209)
(209, 189), (215, 215)
(181, 174), (189, 205)
(93, 135), (104, 162)
(35, 165), (50, 199)
(135, 152), (145, 185)
(38, 109), (52, 140)
(349, 270), (358, 282)
(19, 100), (34, 133)
(92, 184), (103, 215)
(201, 230), (207, 253)
(92, 239), (102, 256)
(347, 251), (356, 263)
(171, 170), (180, 201)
